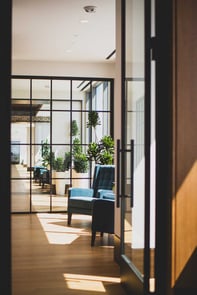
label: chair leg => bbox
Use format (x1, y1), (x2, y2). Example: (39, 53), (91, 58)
(67, 213), (72, 226)
(91, 231), (96, 247)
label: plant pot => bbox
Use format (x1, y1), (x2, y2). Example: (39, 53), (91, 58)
(72, 169), (89, 188)
(55, 171), (70, 195)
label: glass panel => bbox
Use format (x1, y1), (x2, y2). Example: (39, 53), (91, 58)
(52, 100), (70, 111)
(51, 145), (71, 207)
(72, 80), (87, 111)
(72, 101), (82, 113)
(52, 111), (70, 144)
(31, 194), (50, 212)
(103, 81), (111, 111)
(32, 79), (51, 99)
(92, 81), (111, 111)
(33, 99), (50, 112)
(11, 77), (113, 213)
(33, 121), (50, 146)
(123, 80), (145, 276)
(11, 79), (30, 98)
(11, 144), (31, 212)
(122, 0), (145, 279)
(72, 111), (82, 140)
(11, 123), (31, 153)
(73, 80), (91, 95)
(101, 112), (110, 136)
(52, 194), (68, 212)
(52, 80), (70, 99)
(31, 170), (51, 213)
(11, 178), (30, 212)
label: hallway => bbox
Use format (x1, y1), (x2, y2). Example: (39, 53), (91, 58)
(11, 213), (128, 295)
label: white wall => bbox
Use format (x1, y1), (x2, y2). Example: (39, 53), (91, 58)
(12, 60), (115, 78)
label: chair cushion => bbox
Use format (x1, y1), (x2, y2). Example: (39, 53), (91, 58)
(69, 187), (94, 197)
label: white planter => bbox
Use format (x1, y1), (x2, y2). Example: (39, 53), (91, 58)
(51, 170), (56, 185)
(55, 171), (70, 195)
(72, 169), (89, 188)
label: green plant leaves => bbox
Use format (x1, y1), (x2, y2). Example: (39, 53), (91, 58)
(86, 135), (114, 165)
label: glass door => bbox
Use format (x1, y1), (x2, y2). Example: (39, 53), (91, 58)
(118, 0), (156, 294)
(119, 0), (145, 292)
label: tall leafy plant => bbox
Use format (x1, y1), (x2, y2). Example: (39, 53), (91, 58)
(71, 120), (79, 137)
(72, 137), (88, 173)
(86, 111), (101, 142)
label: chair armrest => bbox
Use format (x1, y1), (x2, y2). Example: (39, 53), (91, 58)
(97, 189), (114, 199)
(68, 187), (94, 198)
(102, 192), (115, 200)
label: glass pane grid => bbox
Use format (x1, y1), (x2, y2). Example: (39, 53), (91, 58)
(11, 77), (113, 213)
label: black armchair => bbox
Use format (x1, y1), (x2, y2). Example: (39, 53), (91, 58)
(91, 193), (115, 246)
(67, 164), (115, 226)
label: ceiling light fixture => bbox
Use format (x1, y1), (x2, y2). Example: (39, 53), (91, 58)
(83, 5), (97, 13)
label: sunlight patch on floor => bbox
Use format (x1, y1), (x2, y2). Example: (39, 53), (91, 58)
(63, 273), (120, 292)
(37, 213), (89, 245)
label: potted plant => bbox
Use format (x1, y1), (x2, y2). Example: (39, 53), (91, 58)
(55, 157), (65, 172)
(71, 119), (79, 137)
(54, 156), (69, 195)
(97, 135), (114, 165)
(86, 111), (101, 142)
(72, 137), (89, 188)
(87, 135), (114, 165)
(72, 138), (88, 172)
(73, 153), (88, 173)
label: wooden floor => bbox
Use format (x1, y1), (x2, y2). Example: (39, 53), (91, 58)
(12, 213), (128, 295)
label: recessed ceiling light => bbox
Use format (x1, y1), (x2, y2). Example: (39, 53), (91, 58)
(83, 5), (97, 13)
(80, 19), (89, 24)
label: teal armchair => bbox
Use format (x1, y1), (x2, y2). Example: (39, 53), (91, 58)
(67, 164), (115, 225)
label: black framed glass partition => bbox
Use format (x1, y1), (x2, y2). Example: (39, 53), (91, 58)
(11, 76), (114, 213)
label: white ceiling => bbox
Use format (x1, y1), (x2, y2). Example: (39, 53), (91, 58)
(12, 0), (116, 63)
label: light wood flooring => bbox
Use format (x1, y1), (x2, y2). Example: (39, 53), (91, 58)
(12, 212), (128, 295)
